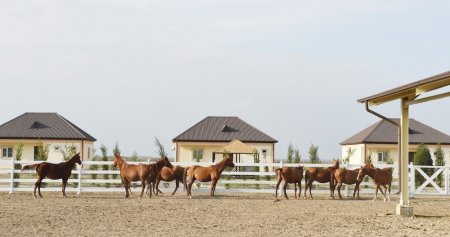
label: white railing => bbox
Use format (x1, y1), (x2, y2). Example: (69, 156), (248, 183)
(0, 159), (410, 195)
(409, 162), (450, 196)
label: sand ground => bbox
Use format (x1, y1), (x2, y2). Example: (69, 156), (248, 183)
(1, 191), (449, 237)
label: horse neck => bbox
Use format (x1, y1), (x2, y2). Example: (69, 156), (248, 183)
(116, 157), (126, 169)
(215, 159), (228, 174)
(365, 167), (376, 178)
(64, 156), (79, 169)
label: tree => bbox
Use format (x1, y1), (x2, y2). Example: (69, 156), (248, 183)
(89, 148), (99, 181)
(342, 148), (355, 164)
(154, 137), (167, 157)
(253, 149), (260, 189)
(60, 144), (77, 161)
(308, 144), (320, 164)
(13, 143), (24, 188)
(193, 149), (203, 162)
(129, 151), (139, 162)
(113, 142), (121, 156)
(286, 143), (294, 163)
(36, 145), (49, 161)
(100, 144), (110, 187)
(293, 147), (301, 164)
(434, 144), (446, 187)
(414, 144), (433, 186)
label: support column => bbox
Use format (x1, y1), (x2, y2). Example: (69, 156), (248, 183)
(396, 98), (414, 217)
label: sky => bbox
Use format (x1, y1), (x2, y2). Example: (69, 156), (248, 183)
(1, 1), (449, 161)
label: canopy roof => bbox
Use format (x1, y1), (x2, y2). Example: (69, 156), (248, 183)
(358, 70), (450, 106)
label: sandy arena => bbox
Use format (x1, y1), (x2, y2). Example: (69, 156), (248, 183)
(1, 191), (450, 237)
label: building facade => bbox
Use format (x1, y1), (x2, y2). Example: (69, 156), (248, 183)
(0, 113), (96, 165)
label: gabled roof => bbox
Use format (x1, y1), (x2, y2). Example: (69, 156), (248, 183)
(341, 119), (450, 145)
(0, 113), (96, 141)
(173, 116), (277, 143)
(216, 139), (256, 154)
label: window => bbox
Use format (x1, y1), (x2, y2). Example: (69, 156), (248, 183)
(2, 147), (13, 158)
(377, 152), (388, 162)
(192, 149), (204, 162)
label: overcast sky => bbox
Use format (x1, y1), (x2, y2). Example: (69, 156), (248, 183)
(1, 1), (449, 161)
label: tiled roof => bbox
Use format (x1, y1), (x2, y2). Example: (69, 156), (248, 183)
(0, 113), (96, 141)
(173, 116), (277, 143)
(341, 119), (450, 145)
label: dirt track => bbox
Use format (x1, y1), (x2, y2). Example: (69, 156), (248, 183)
(1, 192), (450, 237)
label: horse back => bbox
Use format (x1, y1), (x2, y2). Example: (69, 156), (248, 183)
(280, 167), (303, 183)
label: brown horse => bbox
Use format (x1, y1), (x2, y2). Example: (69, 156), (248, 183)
(304, 159), (339, 199)
(155, 165), (186, 196)
(113, 155), (172, 198)
(331, 168), (361, 199)
(183, 154), (235, 199)
(144, 156), (174, 195)
(22, 153), (82, 198)
(357, 163), (393, 202)
(275, 166), (304, 200)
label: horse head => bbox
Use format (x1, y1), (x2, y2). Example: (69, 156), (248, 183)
(331, 159), (339, 169)
(223, 154), (235, 168)
(162, 156), (174, 169)
(357, 163), (372, 181)
(74, 152), (82, 165)
(113, 155), (121, 168)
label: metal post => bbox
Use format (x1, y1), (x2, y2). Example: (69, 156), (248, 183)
(396, 98), (413, 217)
(77, 163), (82, 195)
(9, 158), (14, 194)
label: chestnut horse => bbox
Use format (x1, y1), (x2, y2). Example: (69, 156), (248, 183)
(357, 163), (393, 202)
(144, 156), (174, 195)
(331, 168), (361, 199)
(155, 165), (186, 196)
(275, 166), (304, 200)
(22, 153), (82, 198)
(113, 155), (172, 198)
(304, 159), (339, 199)
(183, 154), (235, 199)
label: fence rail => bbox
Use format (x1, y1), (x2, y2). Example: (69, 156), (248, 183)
(0, 159), (447, 196)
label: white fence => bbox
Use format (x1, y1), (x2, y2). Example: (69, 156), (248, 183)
(1, 159), (446, 196)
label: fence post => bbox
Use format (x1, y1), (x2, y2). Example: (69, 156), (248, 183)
(9, 158), (14, 194)
(445, 167), (449, 195)
(409, 162), (415, 198)
(344, 162), (349, 197)
(77, 163), (82, 195)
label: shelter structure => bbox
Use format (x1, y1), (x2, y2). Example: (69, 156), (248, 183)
(358, 70), (450, 217)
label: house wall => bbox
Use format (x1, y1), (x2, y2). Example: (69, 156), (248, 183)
(341, 143), (450, 169)
(174, 142), (275, 163)
(0, 139), (94, 168)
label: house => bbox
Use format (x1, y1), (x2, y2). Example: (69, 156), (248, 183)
(341, 118), (450, 166)
(172, 116), (277, 163)
(0, 113), (96, 163)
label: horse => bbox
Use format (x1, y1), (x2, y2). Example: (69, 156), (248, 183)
(275, 166), (304, 200)
(21, 153), (82, 198)
(113, 155), (172, 198)
(155, 165), (186, 196)
(183, 154), (235, 199)
(357, 163), (393, 202)
(144, 156), (174, 195)
(331, 168), (361, 199)
(304, 159), (339, 199)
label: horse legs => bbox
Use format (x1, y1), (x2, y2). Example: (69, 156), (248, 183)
(353, 183), (360, 199)
(381, 185), (388, 202)
(294, 183), (297, 199)
(283, 182), (289, 200)
(297, 182), (302, 200)
(172, 180), (179, 196)
(210, 179), (218, 197)
(187, 177), (195, 199)
(155, 176), (161, 196)
(337, 182), (343, 199)
(373, 185), (380, 201)
(275, 176), (282, 200)
(34, 177), (44, 198)
(62, 178), (68, 198)
(124, 180), (131, 198)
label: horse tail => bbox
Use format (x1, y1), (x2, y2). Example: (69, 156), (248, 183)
(21, 164), (39, 173)
(275, 168), (282, 178)
(304, 170), (309, 187)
